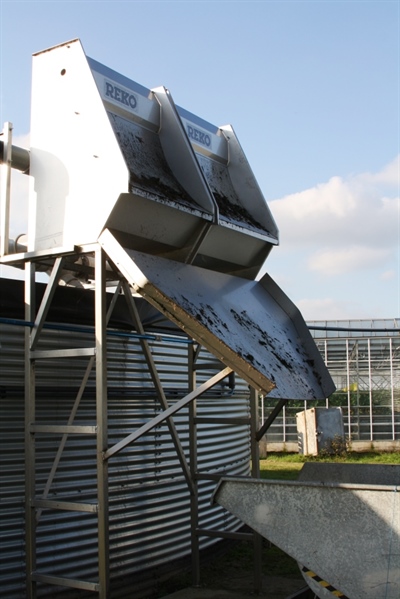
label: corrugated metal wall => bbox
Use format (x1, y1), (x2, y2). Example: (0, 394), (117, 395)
(0, 320), (251, 598)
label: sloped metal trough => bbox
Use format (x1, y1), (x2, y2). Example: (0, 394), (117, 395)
(213, 463), (400, 599)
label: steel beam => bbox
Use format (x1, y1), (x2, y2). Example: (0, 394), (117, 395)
(25, 261), (37, 599)
(95, 248), (109, 598)
(104, 366), (233, 460)
(121, 280), (195, 495)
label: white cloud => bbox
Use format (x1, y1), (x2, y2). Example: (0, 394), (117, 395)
(381, 269), (396, 281)
(308, 245), (391, 275)
(296, 297), (369, 321)
(265, 157), (400, 319)
(269, 156), (399, 280)
(270, 156), (400, 251)
(365, 155), (399, 187)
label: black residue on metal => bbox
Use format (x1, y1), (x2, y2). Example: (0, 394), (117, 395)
(177, 295), (227, 338)
(196, 306), (214, 328)
(271, 350), (293, 371)
(109, 113), (202, 211)
(131, 174), (191, 205)
(205, 303), (229, 331)
(196, 153), (270, 234)
(213, 192), (265, 232)
(230, 308), (296, 372)
(311, 368), (322, 386)
(230, 308), (248, 328)
(230, 309), (271, 342)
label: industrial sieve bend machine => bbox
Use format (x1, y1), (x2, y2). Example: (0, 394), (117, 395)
(1, 39), (398, 599)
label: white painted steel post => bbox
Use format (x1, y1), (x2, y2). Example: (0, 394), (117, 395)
(368, 338), (373, 441)
(389, 337), (395, 439)
(346, 339), (353, 440)
(250, 387), (262, 594)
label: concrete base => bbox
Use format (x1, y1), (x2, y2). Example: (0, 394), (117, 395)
(162, 589), (243, 599)
(213, 470), (400, 599)
(259, 439), (400, 456)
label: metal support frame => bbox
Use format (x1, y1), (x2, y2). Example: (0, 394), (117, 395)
(25, 261), (36, 599)
(256, 397), (289, 441)
(103, 365), (233, 460)
(189, 342), (201, 587)
(250, 387), (262, 593)
(95, 248), (109, 597)
(120, 279), (195, 495)
(188, 345), (263, 593)
(24, 250), (111, 598)
(22, 241), (266, 598)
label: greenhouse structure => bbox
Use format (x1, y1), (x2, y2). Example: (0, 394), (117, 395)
(261, 318), (400, 449)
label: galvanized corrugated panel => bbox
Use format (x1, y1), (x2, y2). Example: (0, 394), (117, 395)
(0, 321), (250, 598)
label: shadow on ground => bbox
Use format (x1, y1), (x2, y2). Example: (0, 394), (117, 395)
(157, 537), (308, 598)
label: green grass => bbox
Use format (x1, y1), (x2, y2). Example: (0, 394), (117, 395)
(259, 450), (400, 480)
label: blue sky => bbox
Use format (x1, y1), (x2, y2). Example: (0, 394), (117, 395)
(0, 0), (399, 320)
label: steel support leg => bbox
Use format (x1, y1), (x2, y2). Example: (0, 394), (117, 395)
(189, 343), (201, 586)
(250, 387), (263, 594)
(95, 248), (109, 598)
(25, 261), (36, 599)
(121, 280), (195, 495)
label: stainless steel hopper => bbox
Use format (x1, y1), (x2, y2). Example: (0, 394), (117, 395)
(0, 38), (335, 400)
(28, 39), (278, 279)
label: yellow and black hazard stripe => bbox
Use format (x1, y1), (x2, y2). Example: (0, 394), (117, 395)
(301, 566), (349, 599)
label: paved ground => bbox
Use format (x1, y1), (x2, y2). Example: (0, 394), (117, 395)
(161, 576), (309, 598)
(156, 535), (309, 599)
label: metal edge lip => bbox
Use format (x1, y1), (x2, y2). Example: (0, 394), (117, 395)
(32, 38), (81, 57)
(213, 476), (400, 496)
(88, 56), (220, 136)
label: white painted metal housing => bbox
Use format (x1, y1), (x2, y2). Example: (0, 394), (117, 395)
(28, 39), (278, 279)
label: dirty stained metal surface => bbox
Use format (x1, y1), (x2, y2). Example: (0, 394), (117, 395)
(213, 476), (400, 599)
(102, 235), (333, 399)
(108, 113), (274, 236)
(109, 113), (205, 214)
(195, 154), (268, 235)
